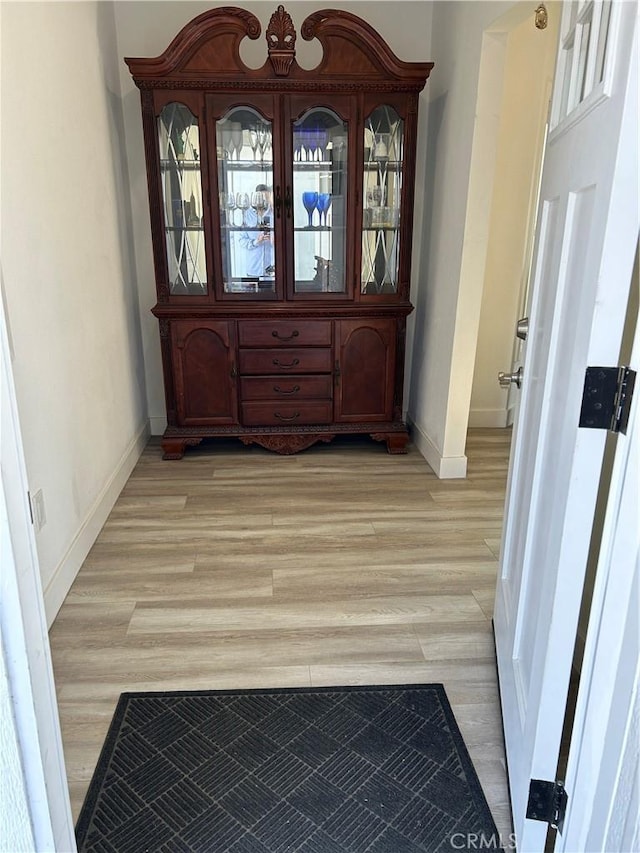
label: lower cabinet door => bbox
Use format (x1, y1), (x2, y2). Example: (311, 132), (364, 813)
(335, 318), (396, 422)
(171, 320), (239, 425)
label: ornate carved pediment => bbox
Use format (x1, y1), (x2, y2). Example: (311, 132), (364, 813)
(125, 5), (432, 90)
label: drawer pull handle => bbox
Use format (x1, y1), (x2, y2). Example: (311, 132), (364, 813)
(272, 329), (299, 341)
(274, 384), (300, 395)
(272, 358), (300, 369)
(274, 411), (300, 421)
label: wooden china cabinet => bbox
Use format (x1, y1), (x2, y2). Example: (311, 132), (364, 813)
(126, 5), (432, 459)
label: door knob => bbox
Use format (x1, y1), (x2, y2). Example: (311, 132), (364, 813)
(498, 367), (523, 388)
(516, 317), (529, 341)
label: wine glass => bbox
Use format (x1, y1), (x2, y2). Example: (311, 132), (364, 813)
(293, 132), (304, 162)
(302, 191), (318, 227)
(299, 128), (312, 161)
(251, 191), (268, 226)
(331, 135), (346, 165)
(317, 193), (332, 227)
(306, 130), (318, 163)
(225, 193), (237, 226)
(223, 128), (235, 161)
(316, 129), (328, 162)
(249, 128), (259, 161)
(231, 123), (243, 160)
(236, 192), (250, 227)
(257, 125), (269, 162)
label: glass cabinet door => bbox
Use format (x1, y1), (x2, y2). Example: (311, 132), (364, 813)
(216, 106), (276, 296)
(361, 105), (404, 294)
(291, 108), (348, 294)
(157, 103), (207, 295)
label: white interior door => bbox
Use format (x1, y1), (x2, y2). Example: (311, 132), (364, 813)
(559, 279), (639, 851)
(493, 2), (639, 849)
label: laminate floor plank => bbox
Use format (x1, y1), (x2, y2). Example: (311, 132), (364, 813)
(126, 593), (486, 635)
(65, 568), (274, 603)
(56, 665), (313, 704)
(194, 542), (499, 570)
(55, 625), (425, 675)
(272, 562), (499, 598)
(49, 428), (514, 837)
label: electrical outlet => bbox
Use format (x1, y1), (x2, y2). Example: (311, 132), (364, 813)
(30, 489), (46, 531)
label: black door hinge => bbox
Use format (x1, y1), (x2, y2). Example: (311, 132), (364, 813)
(579, 366), (636, 434)
(526, 779), (568, 833)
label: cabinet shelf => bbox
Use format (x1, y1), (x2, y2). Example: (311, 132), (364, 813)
(219, 160), (274, 170)
(364, 161), (402, 172)
(220, 160), (340, 173)
(165, 225), (204, 232)
(293, 225), (340, 232)
(160, 158), (201, 171)
(220, 225), (274, 232)
(293, 161), (338, 171)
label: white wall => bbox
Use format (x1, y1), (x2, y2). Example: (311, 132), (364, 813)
(469, 13), (558, 428)
(1, 2), (149, 623)
(114, 0), (433, 435)
(0, 650), (34, 853)
(408, 1), (558, 476)
(1, 278), (74, 849)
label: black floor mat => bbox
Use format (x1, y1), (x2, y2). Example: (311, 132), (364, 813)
(76, 684), (499, 852)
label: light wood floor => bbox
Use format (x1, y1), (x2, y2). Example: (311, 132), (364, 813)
(49, 429), (513, 841)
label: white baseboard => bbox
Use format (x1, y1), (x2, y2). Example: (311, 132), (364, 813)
(44, 420), (150, 627)
(468, 407), (510, 428)
(408, 417), (468, 479)
(149, 415), (167, 435)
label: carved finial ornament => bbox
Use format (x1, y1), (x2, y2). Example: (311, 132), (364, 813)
(266, 4), (296, 76)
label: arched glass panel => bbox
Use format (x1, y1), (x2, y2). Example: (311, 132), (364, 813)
(292, 108), (348, 293)
(361, 105), (404, 294)
(216, 107), (276, 295)
(157, 103), (207, 295)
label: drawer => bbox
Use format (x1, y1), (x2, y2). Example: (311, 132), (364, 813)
(241, 401), (333, 426)
(238, 320), (331, 347)
(239, 348), (332, 375)
(240, 376), (332, 401)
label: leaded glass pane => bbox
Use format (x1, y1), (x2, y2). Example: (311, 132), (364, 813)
(361, 106), (403, 294)
(157, 103), (207, 295)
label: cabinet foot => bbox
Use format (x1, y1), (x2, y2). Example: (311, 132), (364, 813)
(371, 432), (409, 454)
(161, 437), (203, 459)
